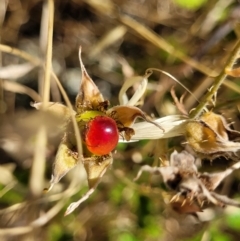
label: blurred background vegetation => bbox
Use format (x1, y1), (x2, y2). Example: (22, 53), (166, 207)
(1, 0), (240, 240)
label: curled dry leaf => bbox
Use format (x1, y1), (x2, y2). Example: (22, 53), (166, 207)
(185, 112), (240, 159)
(170, 86), (188, 115)
(118, 75), (150, 106)
(200, 111), (240, 140)
(134, 150), (240, 214)
(107, 105), (164, 141)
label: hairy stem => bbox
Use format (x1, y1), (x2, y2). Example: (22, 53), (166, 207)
(190, 39), (240, 119)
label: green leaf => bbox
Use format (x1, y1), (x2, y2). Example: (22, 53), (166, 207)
(173, 0), (207, 10)
(226, 211), (240, 231)
(117, 232), (137, 241)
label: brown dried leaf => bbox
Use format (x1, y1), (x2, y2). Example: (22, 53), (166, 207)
(135, 150), (240, 213)
(170, 86), (188, 115)
(185, 121), (219, 154)
(64, 154), (113, 216)
(134, 162), (213, 208)
(185, 112), (240, 158)
(200, 112), (229, 140)
(107, 105), (164, 140)
(83, 154), (113, 189)
(45, 133), (78, 192)
(199, 161), (240, 191)
(107, 105), (145, 127)
(75, 47), (104, 113)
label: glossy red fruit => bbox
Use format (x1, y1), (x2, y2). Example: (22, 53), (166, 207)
(85, 116), (119, 155)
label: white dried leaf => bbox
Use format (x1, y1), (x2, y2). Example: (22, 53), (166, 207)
(118, 75), (148, 106)
(0, 63), (35, 79)
(119, 115), (188, 141)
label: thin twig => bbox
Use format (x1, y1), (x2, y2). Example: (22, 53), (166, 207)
(0, 44), (40, 66)
(2, 80), (41, 101)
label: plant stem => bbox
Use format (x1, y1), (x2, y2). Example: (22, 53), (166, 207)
(189, 39), (240, 119)
(42, 0), (54, 107)
(30, 0), (54, 198)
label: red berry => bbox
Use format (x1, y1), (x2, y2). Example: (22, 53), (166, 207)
(85, 116), (119, 155)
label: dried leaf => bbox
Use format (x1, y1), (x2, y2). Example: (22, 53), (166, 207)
(83, 154), (113, 189)
(170, 86), (188, 115)
(108, 105), (164, 141)
(118, 74), (150, 106)
(134, 150), (240, 213)
(185, 121), (219, 154)
(199, 161), (240, 191)
(122, 115), (187, 141)
(200, 112), (229, 140)
(0, 63), (35, 79)
(75, 47), (104, 113)
(185, 112), (240, 158)
(65, 154), (113, 216)
(45, 134), (78, 192)
(203, 112), (240, 141)
(108, 105), (144, 127)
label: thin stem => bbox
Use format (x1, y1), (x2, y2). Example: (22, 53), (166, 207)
(51, 72), (83, 158)
(189, 39), (240, 119)
(42, 0), (54, 107)
(0, 44), (40, 65)
(29, 0), (54, 197)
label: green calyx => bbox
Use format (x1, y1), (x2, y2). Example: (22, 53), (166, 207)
(76, 110), (105, 123)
